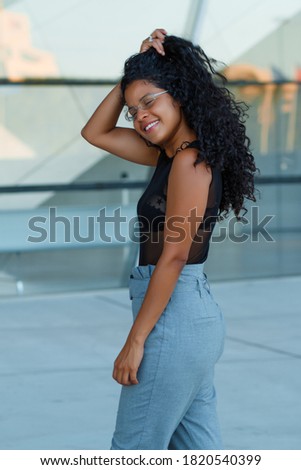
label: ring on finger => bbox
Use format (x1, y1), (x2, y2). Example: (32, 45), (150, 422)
(148, 35), (154, 42)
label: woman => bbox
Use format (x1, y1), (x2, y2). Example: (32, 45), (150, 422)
(81, 29), (257, 450)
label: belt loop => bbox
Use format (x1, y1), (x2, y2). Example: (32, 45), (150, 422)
(129, 271), (134, 300)
(197, 277), (202, 297)
(129, 278), (133, 300)
(203, 273), (210, 294)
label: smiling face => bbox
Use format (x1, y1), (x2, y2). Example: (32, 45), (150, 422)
(124, 80), (187, 149)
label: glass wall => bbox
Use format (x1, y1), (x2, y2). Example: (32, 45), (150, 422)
(0, 82), (149, 296)
(205, 81), (301, 281)
(0, 82), (300, 296)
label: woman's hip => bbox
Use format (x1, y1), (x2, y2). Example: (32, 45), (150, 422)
(129, 263), (226, 363)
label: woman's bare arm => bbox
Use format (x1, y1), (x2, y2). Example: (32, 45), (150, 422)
(81, 29), (167, 167)
(81, 83), (160, 166)
(112, 148), (212, 385)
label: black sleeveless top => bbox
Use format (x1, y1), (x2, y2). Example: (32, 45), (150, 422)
(137, 141), (222, 265)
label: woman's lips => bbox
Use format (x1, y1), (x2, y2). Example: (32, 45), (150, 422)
(144, 120), (159, 133)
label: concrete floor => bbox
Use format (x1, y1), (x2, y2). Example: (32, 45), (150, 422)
(0, 275), (300, 450)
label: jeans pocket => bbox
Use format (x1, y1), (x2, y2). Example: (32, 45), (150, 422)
(197, 280), (220, 320)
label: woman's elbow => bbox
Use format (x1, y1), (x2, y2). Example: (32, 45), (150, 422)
(81, 127), (99, 147)
(160, 251), (188, 268)
(81, 126), (106, 148)
(81, 126), (90, 141)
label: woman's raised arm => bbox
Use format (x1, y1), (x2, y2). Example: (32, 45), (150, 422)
(81, 83), (160, 166)
(81, 29), (167, 166)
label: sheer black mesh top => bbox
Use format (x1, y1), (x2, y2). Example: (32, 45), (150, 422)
(137, 140), (222, 266)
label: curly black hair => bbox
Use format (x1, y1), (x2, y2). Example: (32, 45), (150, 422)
(120, 35), (259, 220)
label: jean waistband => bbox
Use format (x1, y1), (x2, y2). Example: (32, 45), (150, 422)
(129, 263), (210, 300)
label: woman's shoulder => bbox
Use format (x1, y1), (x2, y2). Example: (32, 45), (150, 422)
(173, 140), (204, 165)
(172, 146), (212, 183)
(184, 140), (222, 171)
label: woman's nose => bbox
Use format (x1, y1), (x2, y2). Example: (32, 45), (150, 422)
(136, 107), (149, 121)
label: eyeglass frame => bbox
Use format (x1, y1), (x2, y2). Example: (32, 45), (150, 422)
(124, 90), (169, 122)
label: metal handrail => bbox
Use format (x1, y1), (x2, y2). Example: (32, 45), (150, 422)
(0, 175), (300, 194)
(0, 78), (300, 86)
(0, 181), (148, 193)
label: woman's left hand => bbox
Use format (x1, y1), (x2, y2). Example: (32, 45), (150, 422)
(112, 336), (145, 385)
(140, 28), (167, 55)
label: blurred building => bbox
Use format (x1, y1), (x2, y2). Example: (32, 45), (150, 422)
(0, 8), (59, 80)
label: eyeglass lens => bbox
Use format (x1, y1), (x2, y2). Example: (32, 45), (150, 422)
(126, 91), (168, 121)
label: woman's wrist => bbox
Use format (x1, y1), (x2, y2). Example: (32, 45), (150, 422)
(128, 328), (147, 346)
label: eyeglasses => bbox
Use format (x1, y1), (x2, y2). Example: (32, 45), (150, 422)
(124, 90), (168, 121)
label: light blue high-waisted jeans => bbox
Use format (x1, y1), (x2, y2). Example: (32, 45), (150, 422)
(110, 263), (226, 450)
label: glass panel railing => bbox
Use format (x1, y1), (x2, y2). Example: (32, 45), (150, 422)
(0, 187), (144, 296)
(0, 82), (300, 296)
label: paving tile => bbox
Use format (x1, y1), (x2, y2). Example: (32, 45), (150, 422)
(0, 276), (300, 450)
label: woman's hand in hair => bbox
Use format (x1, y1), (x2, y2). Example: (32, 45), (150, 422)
(140, 28), (167, 55)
